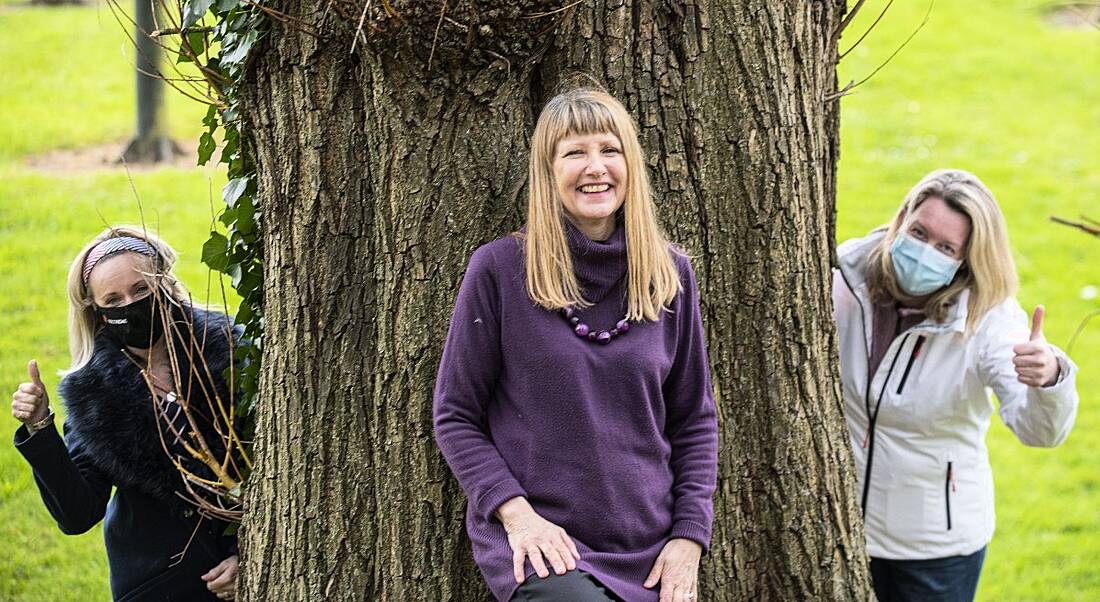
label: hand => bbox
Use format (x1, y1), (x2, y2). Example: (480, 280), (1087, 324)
(1012, 305), (1059, 388)
(11, 360), (50, 426)
(644, 538), (702, 602)
(202, 555), (238, 600)
(496, 497), (580, 583)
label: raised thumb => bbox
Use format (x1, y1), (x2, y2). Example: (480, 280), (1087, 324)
(28, 359), (44, 387)
(1029, 305), (1045, 341)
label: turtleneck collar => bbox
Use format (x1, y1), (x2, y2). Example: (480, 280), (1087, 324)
(564, 217), (627, 304)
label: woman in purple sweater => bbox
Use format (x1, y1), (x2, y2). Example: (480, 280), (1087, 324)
(433, 88), (719, 602)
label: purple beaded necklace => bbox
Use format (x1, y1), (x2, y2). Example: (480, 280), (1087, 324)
(560, 306), (631, 345)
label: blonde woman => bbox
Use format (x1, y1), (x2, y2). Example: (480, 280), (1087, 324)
(833, 170), (1079, 601)
(433, 89), (718, 602)
(10, 226), (240, 600)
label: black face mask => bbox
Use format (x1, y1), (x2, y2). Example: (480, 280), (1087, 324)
(95, 294), (165, 349)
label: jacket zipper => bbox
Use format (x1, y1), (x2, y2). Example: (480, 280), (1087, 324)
(945, 461), (955, 530)
(895, 335), (926, 395)
(859, 332), (911, 515)
(839, 268), (886, 517)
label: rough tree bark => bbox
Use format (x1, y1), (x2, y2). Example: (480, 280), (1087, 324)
(240, 2), (873, 600)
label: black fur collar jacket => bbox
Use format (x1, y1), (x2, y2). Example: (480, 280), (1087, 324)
(58, 306), (237, 505)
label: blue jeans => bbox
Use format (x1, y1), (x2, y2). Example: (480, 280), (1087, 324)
(870, 547), (987, 602)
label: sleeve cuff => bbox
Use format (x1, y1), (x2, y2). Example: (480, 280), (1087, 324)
(475, 479), (527, 524)
(1039, 348), (1077, 395)
(669, 519), (712, 554)
(13, 421), (62, 458)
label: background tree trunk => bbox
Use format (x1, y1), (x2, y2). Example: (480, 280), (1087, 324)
(240, 2), (873, 600)
(120, 0), (181, 163)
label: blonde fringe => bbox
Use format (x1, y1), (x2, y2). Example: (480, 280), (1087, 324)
(524, 89), (680, 322)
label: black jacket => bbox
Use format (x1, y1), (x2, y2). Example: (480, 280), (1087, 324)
(14, 307), (240, 601)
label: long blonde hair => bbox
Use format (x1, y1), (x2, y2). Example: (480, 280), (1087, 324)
(64, 225), (189, 373)
(867, 169), (1017, 334)
(524, 88), (680, 321)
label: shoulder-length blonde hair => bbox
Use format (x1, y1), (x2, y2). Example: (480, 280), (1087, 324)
(866, 169), (1017, 334)
(64, 225), (189, 373)
(524, 88), (680, 322)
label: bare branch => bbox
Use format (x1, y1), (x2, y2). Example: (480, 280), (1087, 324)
(826, 0), (934, 101)
(1051, 215), (1100, 237)
(1068, 308), (1100, 354)
(522, 0), (585, 20)
(839, 0), (895, 61)
(150, 26), (215, 38)
(427, 0), (448, 70)
(350, 0), (372, 53)
(836, 0), (868, 37)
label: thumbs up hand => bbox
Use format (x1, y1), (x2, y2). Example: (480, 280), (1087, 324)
(1012, 306), (1060, 388)
(11, 360), (51, 426)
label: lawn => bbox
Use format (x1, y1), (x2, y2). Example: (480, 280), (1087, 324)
(837, 2), (1099, 600)
(0, 1), (1096, 600)
(0, 4), (226, 600)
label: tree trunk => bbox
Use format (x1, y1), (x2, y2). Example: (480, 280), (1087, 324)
(121, 0), (182, 164)
(240, 2), (872, 600)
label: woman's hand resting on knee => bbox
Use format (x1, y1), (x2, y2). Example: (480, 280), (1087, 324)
(496, 497), (580, 583)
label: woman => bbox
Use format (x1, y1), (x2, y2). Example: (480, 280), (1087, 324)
(10, 226), (240, 601)
(833, 169), (1079, 601)
(433, 89), (718, 602)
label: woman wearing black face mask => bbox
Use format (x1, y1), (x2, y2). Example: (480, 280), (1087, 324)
(9, 226), (241, 601)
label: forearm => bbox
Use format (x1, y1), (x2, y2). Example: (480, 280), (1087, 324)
(433, 409), (527, 522)
(667, 420), (718, 549)
(14, 423), (110, 533)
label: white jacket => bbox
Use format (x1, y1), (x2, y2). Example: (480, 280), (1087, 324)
(834, 232), (1079, 560)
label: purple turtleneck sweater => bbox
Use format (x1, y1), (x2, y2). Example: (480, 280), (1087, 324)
(432, 222), (718, 601)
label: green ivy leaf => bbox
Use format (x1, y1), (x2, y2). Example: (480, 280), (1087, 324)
(221, 29), (258, 64)
(201, 232), (230, 270)
(188, 31), (207, 56)
(219, 129), (239, 164)
(198, 131), (216, 165)
(182, 0), (215, 29)
(219, 209), (237, 228)
(223, 177), (249, 207)
(236, 270), (262, 296)
(214, 0), (239, 13)
(202, 104), (219, 129)
(228, 264), (243, 286)
(236, 197), (256, 235)
(235, 301), (254, 325)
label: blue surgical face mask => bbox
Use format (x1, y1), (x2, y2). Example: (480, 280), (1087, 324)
(889, 233), (963, 296)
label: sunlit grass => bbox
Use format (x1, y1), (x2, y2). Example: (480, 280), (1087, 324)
(0, 0), (1096, 600)
(838, 2), (1099, 600)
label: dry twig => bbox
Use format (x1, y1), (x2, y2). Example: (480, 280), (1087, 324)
(826, 0), (935, 101)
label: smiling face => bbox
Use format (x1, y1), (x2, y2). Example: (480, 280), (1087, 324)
(552, 132), (628, 237)
(902, 195), (972, 261)
(87, 252), (156, 308)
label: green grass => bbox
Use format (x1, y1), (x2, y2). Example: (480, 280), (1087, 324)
(0, 4), (225, 600)
(0, 0), (1096, 600)
(0, 4), (208, 163)
(837, 2), (1100, 600)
